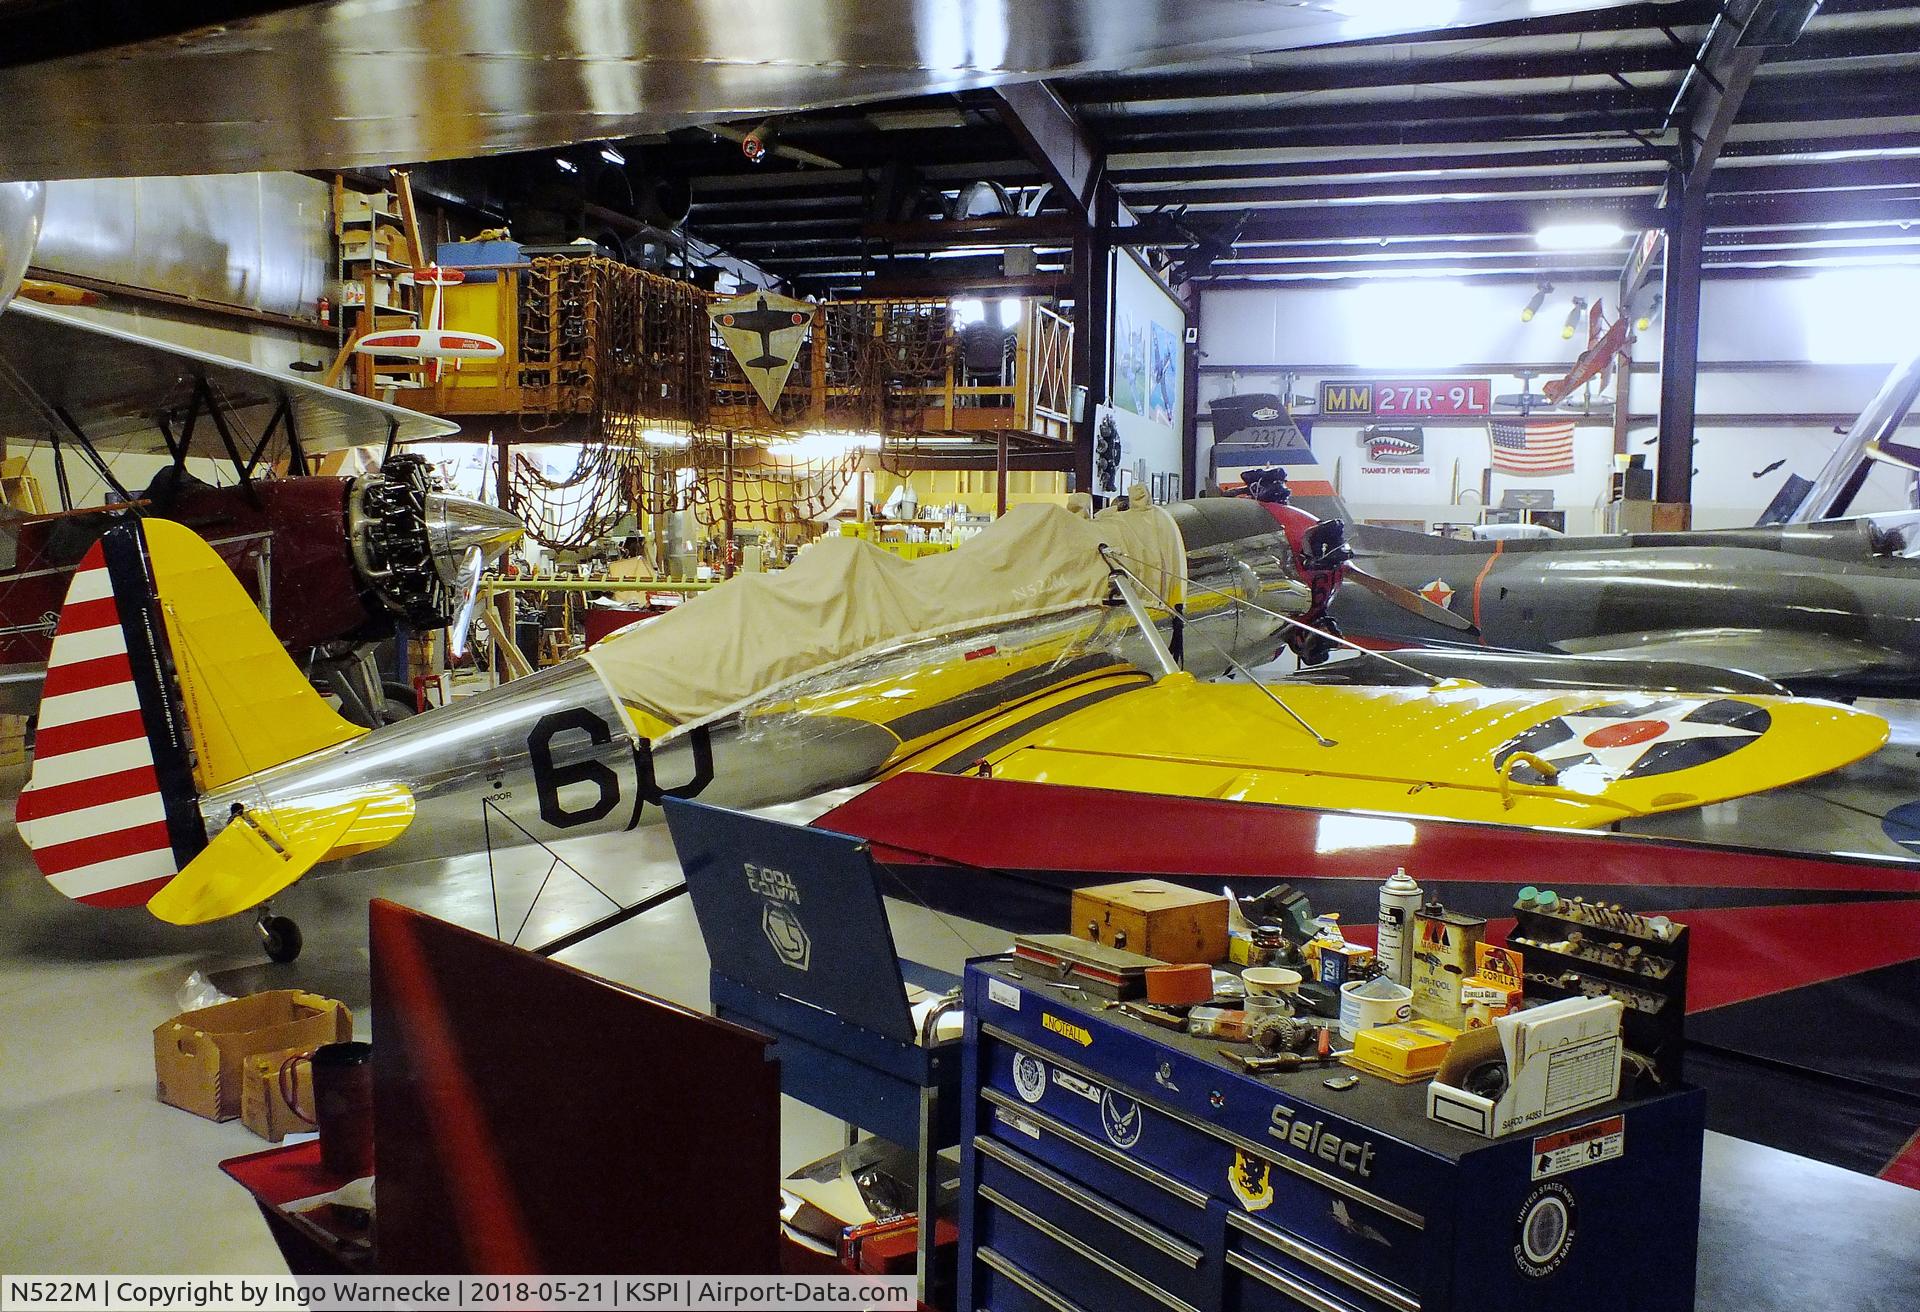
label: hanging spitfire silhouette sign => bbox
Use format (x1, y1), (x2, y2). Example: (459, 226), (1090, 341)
(710, 289), (813, 415)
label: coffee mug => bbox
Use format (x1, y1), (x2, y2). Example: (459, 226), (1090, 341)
(280, 1041), (374, 1179)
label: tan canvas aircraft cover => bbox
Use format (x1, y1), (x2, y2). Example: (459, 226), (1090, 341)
(585, 501), (1185, 728)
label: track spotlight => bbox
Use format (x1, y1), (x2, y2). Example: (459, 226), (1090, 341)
(1521, 280), (1554, 323)
(741, 119), (779, 165)
(599, 144), (626, 166)
(1635, 293), (1664, 333)
(1562, 296), (1587, 341)
(555, 157), (578, 174)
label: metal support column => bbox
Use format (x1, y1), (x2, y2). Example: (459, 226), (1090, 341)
(1656, 168), (1705, 518)
(1070, 188), (1115, 495)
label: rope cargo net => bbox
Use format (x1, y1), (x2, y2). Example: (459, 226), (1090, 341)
(492, 264), (1031, 549)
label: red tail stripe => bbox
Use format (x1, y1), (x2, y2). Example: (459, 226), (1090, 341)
(34, 709), (148, 759)
(16, 764), (161, 822)
(33, 820), (174, 877)
(40, 652), (135, 700)
(53, 596), (122, 635)
(77, 875), (173, 910)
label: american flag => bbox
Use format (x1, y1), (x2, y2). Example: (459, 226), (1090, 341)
(1489, 417), (1576, 476)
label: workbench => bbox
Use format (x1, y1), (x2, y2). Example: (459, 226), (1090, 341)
(959, 959), (1707, 1312)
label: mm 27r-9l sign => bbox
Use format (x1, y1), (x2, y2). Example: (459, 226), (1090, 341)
(1320, 378), (1491, 418)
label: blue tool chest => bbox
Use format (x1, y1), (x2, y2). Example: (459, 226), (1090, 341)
(958, 960), (1706, 1312)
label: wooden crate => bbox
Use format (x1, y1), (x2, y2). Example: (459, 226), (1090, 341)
(1069, 878), (1229, 964)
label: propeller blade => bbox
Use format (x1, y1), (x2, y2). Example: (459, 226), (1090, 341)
(1344, 565), (1479, 635)
(448, 546), (486, 659)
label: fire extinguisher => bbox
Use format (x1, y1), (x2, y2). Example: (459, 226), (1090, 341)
(317, 295), (331, 326)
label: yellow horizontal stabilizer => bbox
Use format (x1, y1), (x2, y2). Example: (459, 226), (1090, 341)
(894, 675), (1889, 829)
(145, 786), (415, 926)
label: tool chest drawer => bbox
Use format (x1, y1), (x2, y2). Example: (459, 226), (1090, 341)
(976, 1133), (1210, 1306)
(1224, 1211), (1417, 1312)
(959, 960), (1706, 1312)
(976, 1182), (1202, 1312)
(973, 1246), (1095, 1312)
(981, 1085), (1213, 1245)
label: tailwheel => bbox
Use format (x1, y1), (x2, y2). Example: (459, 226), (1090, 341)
(256, 908), (303, 964)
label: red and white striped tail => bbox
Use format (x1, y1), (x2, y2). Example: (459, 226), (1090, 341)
(16, 535), (196, 907)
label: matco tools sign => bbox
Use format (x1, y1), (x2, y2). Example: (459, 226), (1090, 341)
(1320, 379), (1492, 418)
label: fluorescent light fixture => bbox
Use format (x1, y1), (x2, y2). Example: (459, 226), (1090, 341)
(555, 157), (578, 174)
(641, 428), (690, 449)
(1535, 222), (1625, 250)
(779, 430), (881, 462)
(599, 144), (626, 166)
(1340, 0), (1459, 39)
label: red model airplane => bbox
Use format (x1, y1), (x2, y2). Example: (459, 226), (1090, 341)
(1542, 298), (1632, 404)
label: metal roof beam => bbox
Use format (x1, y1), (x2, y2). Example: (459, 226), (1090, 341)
(991, 80), (1114, 224)
(1111, 144), (1667, 183)
(1108, 197), (1660, 244)
(1064, 45), (1695, 104)
(1089, 88), (1667, 140)
(1318, 1), (1720, 49)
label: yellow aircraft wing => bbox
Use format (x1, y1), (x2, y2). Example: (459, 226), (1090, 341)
(884, 673), (1888, 828)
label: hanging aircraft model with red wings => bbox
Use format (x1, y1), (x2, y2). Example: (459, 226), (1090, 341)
(0, 181), (524, 724)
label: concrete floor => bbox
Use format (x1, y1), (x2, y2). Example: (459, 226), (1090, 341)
(4, 694), (1919, 1276)
(0, 780), (1009, 1274)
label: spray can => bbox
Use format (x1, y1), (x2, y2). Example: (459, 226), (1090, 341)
(1377, 868), (1424, 986)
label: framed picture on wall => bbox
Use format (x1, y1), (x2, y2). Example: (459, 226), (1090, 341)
(1150, 473), (1165, 504)
(1163, 471), (1179, 504)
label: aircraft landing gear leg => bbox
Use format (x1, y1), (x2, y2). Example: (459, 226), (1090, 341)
(255, 905), (303, 964)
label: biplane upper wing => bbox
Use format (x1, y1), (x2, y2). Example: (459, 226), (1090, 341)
(0, 300), (455, 462)
(878, 672), (1888, 829)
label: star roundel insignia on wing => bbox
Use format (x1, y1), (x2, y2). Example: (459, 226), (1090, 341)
(1419, 578), (1454, 609)
(1493, 698), (1772, 787)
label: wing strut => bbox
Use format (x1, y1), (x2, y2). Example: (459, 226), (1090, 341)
(0, 352), (133, 502)
(1100, 545), (1338, 748)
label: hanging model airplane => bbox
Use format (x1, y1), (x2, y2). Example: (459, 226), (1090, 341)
(0, 181), (525, 722)
(14, 497), (1886, 960)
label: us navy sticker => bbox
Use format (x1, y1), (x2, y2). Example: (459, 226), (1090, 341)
(1012, 1053), (1047, 1104)
(1515, 1182), (1578, 1277)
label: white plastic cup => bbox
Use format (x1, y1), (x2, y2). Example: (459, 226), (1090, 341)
(1339, 978), (1414, 1042)
(1244, 966), (1303, 996)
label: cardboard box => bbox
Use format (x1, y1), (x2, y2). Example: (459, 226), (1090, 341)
(1345, 1019), (1460, 1083)
(1411, 906), (1487, 1026)
(154, 990), (351, 1122)
(240, 1046), (316, 1143)
(1070, 879), (1228, 963)
(1428, 996), (1623, 1138)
